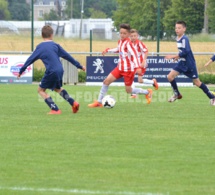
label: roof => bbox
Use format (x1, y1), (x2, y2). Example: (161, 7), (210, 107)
(34, 0), (67, 5)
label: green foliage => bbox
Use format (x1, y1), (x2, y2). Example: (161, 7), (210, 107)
(163, 0), (204, 36)
(0, 0), (10, 20)
(33, 68), (45, 82)
(88, 8), (107, 18)
(65, 0), (117, 19)
(208, 0), (215, 33)
(199, 73), (215, 84)
(78, 71), (86, 83)
(8, 0), (29, 21)
(43, 9), (60, 21)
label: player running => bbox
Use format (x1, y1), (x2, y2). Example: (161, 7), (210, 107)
(88, 23), (153, 107)
(130, 29), (158, 98)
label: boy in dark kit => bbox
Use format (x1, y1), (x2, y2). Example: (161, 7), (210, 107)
(165, 21), (215, 104)
(18, 25), (85, 114)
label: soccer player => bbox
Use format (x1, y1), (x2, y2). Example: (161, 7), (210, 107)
(130, 29), (158, 98)
(88, 24), (153, 107)
(165, 20), (215, 104)
(18, 25), (85, 114)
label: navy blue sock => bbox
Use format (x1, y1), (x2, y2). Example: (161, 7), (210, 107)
(170, 79), (180, 96)
(199, 83), (215, 99)
(45, 97), (59, 111)
(60, 89), (74, 106)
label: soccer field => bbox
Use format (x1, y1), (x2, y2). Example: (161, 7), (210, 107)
(0, 84), (215, 195)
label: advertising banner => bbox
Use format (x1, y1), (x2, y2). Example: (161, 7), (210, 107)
(0, 55), (32, 84)
(86, 56), (193, 86)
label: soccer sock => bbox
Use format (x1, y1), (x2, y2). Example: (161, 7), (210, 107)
(199, 83), (215, 99)
(60, 89), (74, 106)
(143, 79), (154, 84)
(98, 84), (109, 103)
(132, 88), (148, 95)
(170, 79), (180, 96)
(45, 97), (59, 111)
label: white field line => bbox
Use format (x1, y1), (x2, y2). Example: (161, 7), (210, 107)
(0, 186), (169, 195)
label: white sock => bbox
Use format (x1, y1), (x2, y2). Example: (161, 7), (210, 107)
(132, 88), (148, 95)
(143, 79), (154, 85)
(98, 84), (109, 103)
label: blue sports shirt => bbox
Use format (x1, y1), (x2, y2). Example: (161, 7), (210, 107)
(19, 41), (83, 79)
(177, 34), (196, 69)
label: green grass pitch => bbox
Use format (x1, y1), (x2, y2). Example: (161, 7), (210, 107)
(0, 84), (215, 195)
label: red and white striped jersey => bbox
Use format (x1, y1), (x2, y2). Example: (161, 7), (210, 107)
(106, 38), (140, 72)
(132, 40), (148, 64)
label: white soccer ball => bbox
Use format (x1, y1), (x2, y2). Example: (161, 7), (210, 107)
(102, 95), (116, 108)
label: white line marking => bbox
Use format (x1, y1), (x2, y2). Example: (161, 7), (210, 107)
(0, 186), (168, 195)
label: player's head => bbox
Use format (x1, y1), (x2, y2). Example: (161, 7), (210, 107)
(130, 29), (139, 42)
(42, 25), (54, 39)
(175, 21), (186, 37)
(119, 23), (131, 40)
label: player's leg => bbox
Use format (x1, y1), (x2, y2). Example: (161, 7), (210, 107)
(125, 72), (153, 104)
(167, 69), (182, 102)
(193, 78), (215, 100)
(88, 68), (118, 108)
(54, 88), (79, 113)
(38, 86), (61, 114)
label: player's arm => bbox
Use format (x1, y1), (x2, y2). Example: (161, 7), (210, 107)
(58, 45), (85, 71)
(140, 42), (148, 68)
(102, 47), (119, 56)
(165, 54), (180, 61)
(204, 55), (215, 67)
(17, 48), (40, 78)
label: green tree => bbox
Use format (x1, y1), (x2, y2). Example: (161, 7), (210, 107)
(43, 9), (60, 21)
(163, 0), (204, 35)
(65, 0), (117, 19)
(8, 0), (29, 20)
(207, 0), (215, 33)
(0, 0), (10, 20)
(113, 0), (171, 39)
(88, 8), (107, 18)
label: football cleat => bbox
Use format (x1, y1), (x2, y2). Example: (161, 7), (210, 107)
(168, 94), (182, 102)
(88, 100), (103, 108)
(48, 110), (62, 115)
(72, 101), (80, 113)
(153, 78), (159, 90)
(145, 89), (153, 104)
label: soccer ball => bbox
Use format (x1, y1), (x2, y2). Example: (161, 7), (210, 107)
(102, 95), (116, 108)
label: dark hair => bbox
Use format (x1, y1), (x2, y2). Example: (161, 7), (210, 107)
(42, 25), (53, 38)
(119, 23), (131, 32)
(176, 21), (187, 28)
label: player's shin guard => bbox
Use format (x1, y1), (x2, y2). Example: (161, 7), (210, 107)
(170, 79), (180, 96)
(199, 83), (215, 99)
(45, 97), (59, 111)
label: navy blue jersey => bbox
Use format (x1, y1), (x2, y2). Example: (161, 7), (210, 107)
(19, 41), (83, 80)
(177, 35), (196, 69)
(211, 55), (215, 62)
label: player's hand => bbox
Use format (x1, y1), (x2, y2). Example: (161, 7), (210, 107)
(17, 73), (21, 79)
(102, 48), (109, 56)
(82, 67), (86, 71)
(164, 55), (173, 60)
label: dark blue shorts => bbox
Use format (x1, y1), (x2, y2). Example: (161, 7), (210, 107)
(39, 73), (62, 90)
(173, 63), (198, 79)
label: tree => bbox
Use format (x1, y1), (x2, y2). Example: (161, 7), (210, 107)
(64, 0), (117, 19)
(8, 0), (29, 21)
(113, 0), (171, 39)
(43, 9), (60, 21)
(163, 0), (204, 35)
(0, 0), (10, 20)
(207, 0), (215, 33)
(88, 8), (107, 18)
